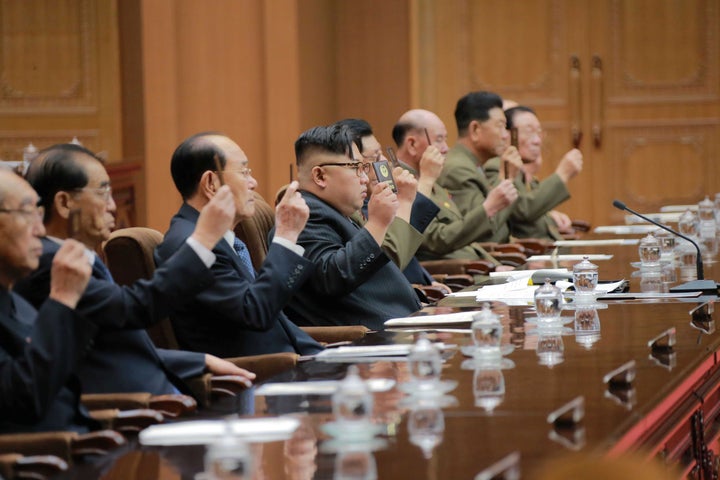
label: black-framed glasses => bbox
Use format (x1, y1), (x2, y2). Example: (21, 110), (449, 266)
(361, 150), (382, 162)
(0, 204), (45, 223)
(317, 162), (371, 177)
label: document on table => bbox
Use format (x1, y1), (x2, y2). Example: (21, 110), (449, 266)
(660, 205), (697, 213)
(313, 343), (455, 362)
(526, 254), (614, 262)
(594, 225), (658, 235)
(625, 212), (680, 224)
(556, 279), (626, 294)
(489, 268), (569, 278)
(384, 311), (477, 326)
(139, 416), (300, 446)
(553, 239), (639, 247)
(474, 275), (539, 305)
(255, 378), (396, 396)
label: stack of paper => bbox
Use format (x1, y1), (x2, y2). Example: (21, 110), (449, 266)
(139, 416), (300, 446)
(384, 311), (476, 326)
(255, 378), (396, 396)
(526, 254), (613, 262)
(553, 239), (638, 247)
(594, 225), (658, 235)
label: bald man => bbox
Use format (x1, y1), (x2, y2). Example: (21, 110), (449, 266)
(391, 109), (504, 265)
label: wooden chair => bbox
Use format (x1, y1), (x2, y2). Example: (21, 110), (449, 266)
(0, 430), (125, 467)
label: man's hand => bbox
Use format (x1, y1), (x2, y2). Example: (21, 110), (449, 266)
(205, 354), (256, 388)
(393, 167), (417, 223)
(274, 181), (310, 244)
(49, 240), (92, 309)
(365, 182), (398, 245)
(191, 185), (236, 250)
(555, 149), (583, 183)
(417, 145), (445, 195)
(548, 210), (573, 231)
(500, 146), (523, 180)
(483, 179), (518, 218)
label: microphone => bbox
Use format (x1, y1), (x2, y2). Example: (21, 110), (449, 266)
(612, 199), (718, 295)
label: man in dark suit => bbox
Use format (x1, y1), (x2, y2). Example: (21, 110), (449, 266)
(14, 144), (254, 397)
(335, 118), (441, 287)
(284, 125), (421, 330)
(156, 132), (322, 358)
(0, 168), (97, 433)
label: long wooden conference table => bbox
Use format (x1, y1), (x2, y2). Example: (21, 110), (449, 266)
(59, 238), (720, 479)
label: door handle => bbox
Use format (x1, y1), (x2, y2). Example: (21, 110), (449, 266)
(569, 55), (582, 148)
(591, 55), (603, 148)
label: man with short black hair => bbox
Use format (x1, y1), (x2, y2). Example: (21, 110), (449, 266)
(284, 125), (420, 330)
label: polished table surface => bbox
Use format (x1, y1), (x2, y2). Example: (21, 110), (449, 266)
(59, 239), (720, 479)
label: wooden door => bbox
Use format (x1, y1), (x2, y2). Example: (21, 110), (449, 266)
(411, 0), (720, 227)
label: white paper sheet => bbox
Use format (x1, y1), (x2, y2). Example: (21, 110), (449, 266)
(593, 225), (657, 235)
(489, 268), (569, 278)
(255, 378), (396, 396)
(625, 213), (680, 224)
(553, 239), (639, 247)
(313, 343), (454, 361)
(139, 417), (300, 446)
(384, 311), (476, 326)
(526, 254), (614, 262)
(660, 205), (697, 213)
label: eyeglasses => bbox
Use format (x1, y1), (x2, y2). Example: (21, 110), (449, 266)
(226, 167), (253, 178)
(74, 185), (113, 202)
(517, 127), (546, 140)
(0, 204), (45, 223)
(318, 162), (371, 177)
(361, 150), (382, 162)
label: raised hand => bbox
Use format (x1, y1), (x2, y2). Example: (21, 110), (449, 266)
(483, 179), (518, 218)
(49, 239), (92, 309)
(192, 185), (237, 250)
(274, 181), (310, 244)
(555, 149), (583, 183)
(500, 146), (523, 180)
(365, 182), (399, 245)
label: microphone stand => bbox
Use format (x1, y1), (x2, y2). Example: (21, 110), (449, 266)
(612, 200), (718, 295)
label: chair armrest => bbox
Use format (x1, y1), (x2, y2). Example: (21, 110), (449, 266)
(414, 285), (446, 302)
(82, 392), (196, 419)
(570, 219), (591, 232)
(89, 408), (164, 434)
(464, 260), (496, 275)
(489, 243), (526, 254)
(513, 238), (553, 256)
(148, 394), (197, 418)
(210, 375), (252, 397)
(420, 259), (474, 275)
(0, 430), (125, 462)
(300, 326), (369, 344)
(492, 252), (527, 267)
(71, 430), (126, 457)
(81, 392), (153, 411)
(224, 352), (299, 384)
(0, 453), (69, 479)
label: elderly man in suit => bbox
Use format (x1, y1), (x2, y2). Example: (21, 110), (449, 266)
(0, 169), (96, 433)
(283, 124), (421, 330)
(15, 143), (254, 399)
(156, 132), (323, 358)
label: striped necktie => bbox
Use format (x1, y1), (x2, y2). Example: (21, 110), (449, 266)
(232, 237), (256, 278)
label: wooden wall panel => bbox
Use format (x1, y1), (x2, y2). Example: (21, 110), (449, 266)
(413, 0), (720, 228)
(0, 0), (121, 162)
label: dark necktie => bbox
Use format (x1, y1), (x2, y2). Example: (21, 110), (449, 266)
(233, 237), (256, 278)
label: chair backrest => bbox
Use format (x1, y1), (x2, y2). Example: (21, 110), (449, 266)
(233, 191), (275, 270)
(103, 227), (179, 350)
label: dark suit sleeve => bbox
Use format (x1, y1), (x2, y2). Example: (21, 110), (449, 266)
(76, 244), (216, 329)
(158, 215), (313, 332)
(299, 213), (391, 296)
(156, 349), (206, 380)
(0, 299), (97, 422)
(409, 192), (440, 232)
